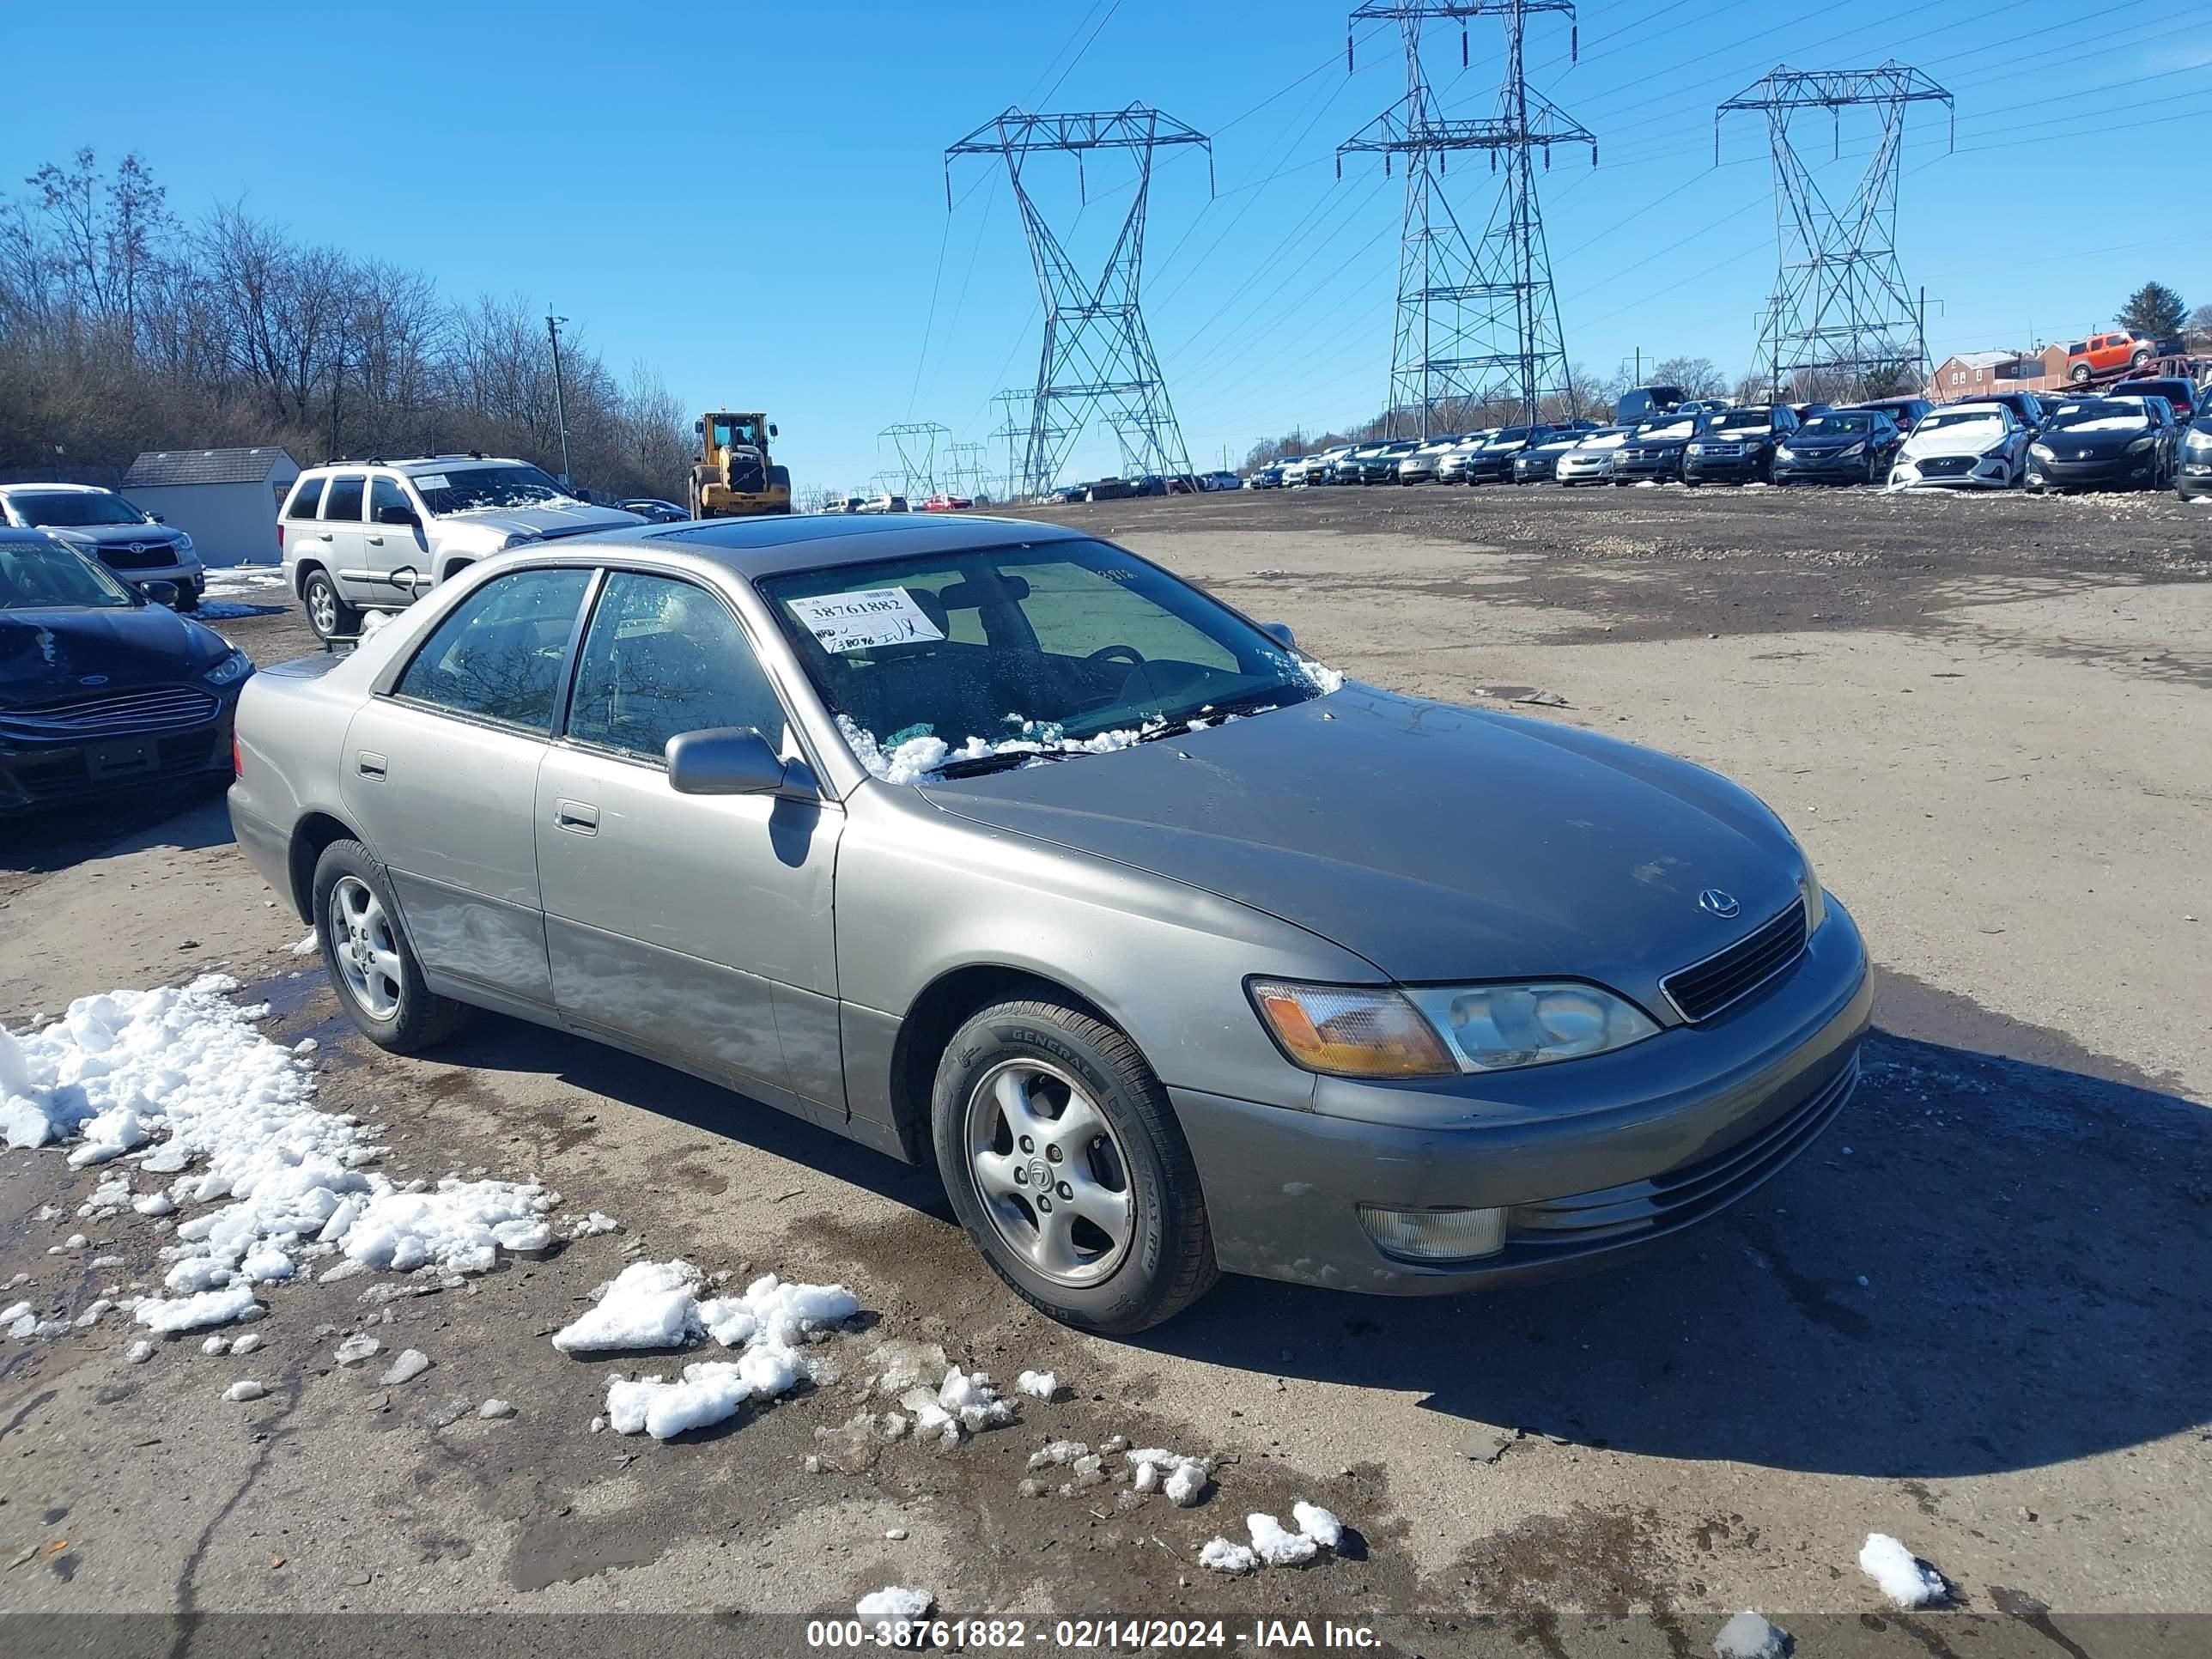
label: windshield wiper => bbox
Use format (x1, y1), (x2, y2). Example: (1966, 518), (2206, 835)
(931, 747), (1079, 780)
(1134, 684), (1315, 744)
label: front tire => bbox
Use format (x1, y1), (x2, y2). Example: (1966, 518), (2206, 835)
(932, 993), (1217, 1334)
(301, 568), (358, 642)
(312, 839), (472, 1054)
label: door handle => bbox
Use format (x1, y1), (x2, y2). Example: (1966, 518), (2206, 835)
(368, 535), (384, 545)
(356, 752), (386, 781)
(553, 799), (599, 834)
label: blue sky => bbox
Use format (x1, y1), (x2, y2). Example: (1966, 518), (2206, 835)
(6, 0), (2207, 494)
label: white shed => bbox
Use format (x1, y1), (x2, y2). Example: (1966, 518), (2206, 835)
(121, 447), (301, 568)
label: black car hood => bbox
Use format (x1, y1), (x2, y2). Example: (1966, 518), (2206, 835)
(0, 605), (228, 705)
(1783, 433), (1869, 452)
(920, 684), (1805, 986)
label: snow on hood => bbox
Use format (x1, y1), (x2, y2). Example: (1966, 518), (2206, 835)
(919, 684), (1808, 985)
(441, 501), (644, 538)
(1902, 416), (2009, 460)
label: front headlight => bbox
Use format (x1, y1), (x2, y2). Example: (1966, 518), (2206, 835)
(1403, 982), (1659, 1073)
(1248, 981), (1455, 1078)
(173, 532), (194, 554)
(1838, 441), (1865, 458)
(2124, 435), (2154, 454)
(1799, 852), (1827, 934)
(2185, 428), (2212, 451)
(203, 649), (251, 686)
(1686, 444), (1705, 456)
(2029, 442), (2053, 459)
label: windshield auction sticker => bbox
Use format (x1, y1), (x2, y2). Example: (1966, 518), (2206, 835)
(787, 587), (946, 653)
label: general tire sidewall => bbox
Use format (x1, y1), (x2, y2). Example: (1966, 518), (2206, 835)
(933, 1008), (1178, 1328)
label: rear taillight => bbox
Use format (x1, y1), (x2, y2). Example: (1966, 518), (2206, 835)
(276, 523), (285, 552)
(232, 733), (243, 778)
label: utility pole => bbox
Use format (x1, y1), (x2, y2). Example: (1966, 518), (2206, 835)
(1340, 1), (1595, 434)
(948, 106), (1212, 497)
(544, 313), (575, 489)
(1717, 62), (1952, 402)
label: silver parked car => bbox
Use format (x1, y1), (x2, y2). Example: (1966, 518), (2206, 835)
(228, 515), (1869, 1332)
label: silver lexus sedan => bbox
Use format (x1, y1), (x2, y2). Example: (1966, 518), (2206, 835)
(228, 514), (1869, 1333)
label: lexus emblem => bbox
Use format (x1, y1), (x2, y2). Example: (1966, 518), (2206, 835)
(1698, 888), (1741, 919)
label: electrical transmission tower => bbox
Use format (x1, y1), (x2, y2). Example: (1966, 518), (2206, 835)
(947, 106), (1211, 497)
(989, 389), (1033, 501)
(1340, 1), (1594, 434)
(945, 441), (988, 500)
(879, 422), (950, 497)
(1717, 63), (1953, 402)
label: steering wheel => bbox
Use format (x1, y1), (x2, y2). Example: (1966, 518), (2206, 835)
(1084, 644), (1146, 671)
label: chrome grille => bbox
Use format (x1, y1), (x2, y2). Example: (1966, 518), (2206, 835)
(1660, 897), (1809, 1023)
(1915, 455), (1974, 477)
(96, 543), (182, 571)
(0, 686), (220, 738)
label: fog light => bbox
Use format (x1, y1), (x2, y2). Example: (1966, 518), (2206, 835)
(1357, 1203), (1507, 1262)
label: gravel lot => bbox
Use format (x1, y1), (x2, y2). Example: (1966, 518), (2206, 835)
(3, 484), (2208, 1656)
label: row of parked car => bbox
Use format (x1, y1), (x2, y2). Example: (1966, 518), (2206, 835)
(1248, 374), (2210, 498)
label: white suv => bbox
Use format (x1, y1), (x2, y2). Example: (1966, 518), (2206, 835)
(279, 456), (642, 640)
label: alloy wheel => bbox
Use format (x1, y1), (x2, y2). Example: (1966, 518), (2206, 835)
(329, 876), (403, 1020)
(965, 1060), (1134, 1288)
(307, 580), (337, 636)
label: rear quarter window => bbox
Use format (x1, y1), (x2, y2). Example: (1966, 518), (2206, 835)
(285, 478), (326, 520)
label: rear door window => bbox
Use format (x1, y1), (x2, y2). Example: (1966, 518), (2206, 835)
(323, 474), (367, 521)
(394, 567), (594, 732)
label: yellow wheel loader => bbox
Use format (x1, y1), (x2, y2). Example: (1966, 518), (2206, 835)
(690, 411), (793, 518)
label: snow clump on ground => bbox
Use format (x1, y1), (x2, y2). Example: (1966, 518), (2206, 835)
(1200, 1502), (1344, 1573)
(1016, 1369), (1058, 1401)
(0, 976), (571, 1339)
(855, 1585), (934, 1623)
(1712, 1610), (1792, 1659)
(555, 1259), (861, 1441)
(1857, 1533), (1948, 1607)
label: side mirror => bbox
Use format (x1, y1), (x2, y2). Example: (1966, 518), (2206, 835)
(695, 419), (705, 434)
(769, 423), (778, 438)
(376, 504), (419, 527)
(143, 580), (180, 608)
(667, 726), (786, 795)
(1260, 621), (1297, 650)
(148, 514), (166, 524)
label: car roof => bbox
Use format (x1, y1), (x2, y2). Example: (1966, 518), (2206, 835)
(555, 513), (1100, 582)
(0, 482), (115, 495)
(301, 455), (530, 476)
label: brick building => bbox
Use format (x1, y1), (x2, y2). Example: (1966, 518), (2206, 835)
(1930, 346), (2069, 401)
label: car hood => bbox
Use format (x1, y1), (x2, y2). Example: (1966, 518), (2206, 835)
(1903, 425), (2009, 460)
(46, 524), (185, 550)
(0, 605), (231, 704)
(434, 502), (644, 541)
(919, 685), (1805, 988)
(1781, 433), (1869, 453)
(2041, 426), (2150, 455)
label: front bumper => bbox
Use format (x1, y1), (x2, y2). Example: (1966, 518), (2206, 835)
(1891, 453), (2014, 489)
(0, 686), (240, 811)
(1173, 898), (1871, 1294)
(1683, 451), (1769, 482)
(1608, 456), (1683, 483)
(2027, 451), (2158, 490)
(1772, 451), (1869, 483)
(2179, 455), (2212, 498)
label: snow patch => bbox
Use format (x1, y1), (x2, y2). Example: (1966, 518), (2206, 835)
(855, 1585), (934, 1623)
(137, 1282), (261, 1333)
(1016, 1369), (1059, 1401)
(222, 1379), (265, 1401)
(1858, 1533), (1947, 1607)
(1199, 1537), (1256, 1574)
(1291, 1500), (1343, 1550)
(3, 977), (560, 1316)
(1713, 1610), (1791, 1659)
(1246, 1512), (1319, 1567)
(1125, 1447), (1212, 1505)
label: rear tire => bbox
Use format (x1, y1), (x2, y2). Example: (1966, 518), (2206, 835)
(932, 993), (1217, 1334)
(311, 839), (473, 1054)
(174, 586), (200, 613)
(301, 568), (358, 642)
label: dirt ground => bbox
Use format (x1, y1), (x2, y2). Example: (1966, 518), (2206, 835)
(3, 483), (2209, 1657)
